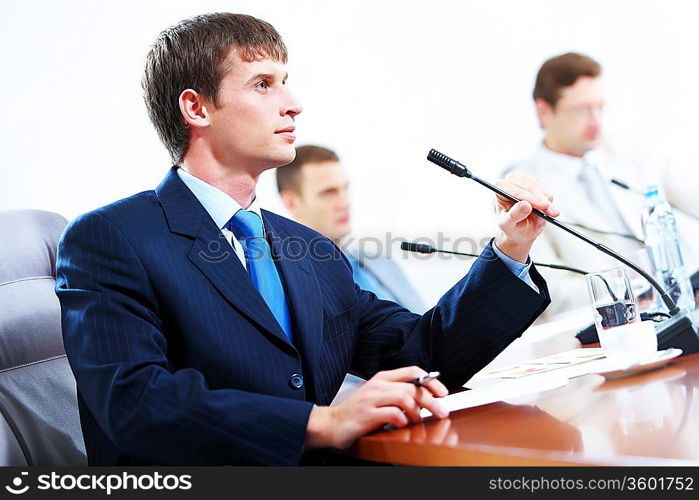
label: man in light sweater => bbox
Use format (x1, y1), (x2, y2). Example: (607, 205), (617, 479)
(505, 52), (699, 317)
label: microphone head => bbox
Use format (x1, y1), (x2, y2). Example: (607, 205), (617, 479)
(427, 149), (470, 177)
(400, 242), (434, 254)
(610, 178), (631, 190)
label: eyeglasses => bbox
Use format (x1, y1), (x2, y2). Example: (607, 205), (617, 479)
(557, 103), (606, 119)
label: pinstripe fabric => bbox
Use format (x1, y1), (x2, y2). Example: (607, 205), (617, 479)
(55, 167), (550, 465)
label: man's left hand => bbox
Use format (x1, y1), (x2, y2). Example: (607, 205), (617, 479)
(494, 171), (560, 263)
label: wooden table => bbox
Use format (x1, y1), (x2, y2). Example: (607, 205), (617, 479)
(352, 352), (699, 465)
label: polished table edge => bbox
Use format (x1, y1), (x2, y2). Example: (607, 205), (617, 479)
(352, 351), (699, 466)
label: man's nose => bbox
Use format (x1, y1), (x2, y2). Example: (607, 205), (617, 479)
(338, 188), (351, 209)
(589, 104), (604, 122)
(282, 88), (302, 117)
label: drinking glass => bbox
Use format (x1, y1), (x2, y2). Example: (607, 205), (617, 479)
(586, 267), (657, 364)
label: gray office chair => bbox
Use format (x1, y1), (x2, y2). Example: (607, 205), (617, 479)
(0, 209), (86, 465)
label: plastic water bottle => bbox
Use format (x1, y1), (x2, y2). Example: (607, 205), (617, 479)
(640, 186), (695, 313)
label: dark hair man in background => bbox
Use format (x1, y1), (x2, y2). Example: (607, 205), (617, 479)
(277, 145), (426, 313)
(505, 52), (699, 316)
(56, 12), (555, 465)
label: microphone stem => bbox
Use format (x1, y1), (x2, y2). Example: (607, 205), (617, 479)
(468, 172), (680, 315)
(403, 244), (588, 275)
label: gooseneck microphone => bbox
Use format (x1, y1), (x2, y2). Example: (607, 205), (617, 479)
(401, 241), (673, 343)
(610, 178), (632, 191)
(400, 241), (588, 275)
(426, 149), (682, 317)
(610, 178), (699, 223)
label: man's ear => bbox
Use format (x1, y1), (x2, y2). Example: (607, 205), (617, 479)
(280, 189), (301, 215)
(179, 89), (211, 128)
(535, 98), (553, 129)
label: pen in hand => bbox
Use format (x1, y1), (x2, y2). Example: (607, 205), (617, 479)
(411, 371), (440, 387)
(380, 372), (446, 430)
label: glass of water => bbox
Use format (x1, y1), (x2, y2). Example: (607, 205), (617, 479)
(586, 267), (639, 331)
(586, 267), (656, 364)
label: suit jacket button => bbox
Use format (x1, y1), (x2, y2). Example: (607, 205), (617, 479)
(289, 374), (304, 390)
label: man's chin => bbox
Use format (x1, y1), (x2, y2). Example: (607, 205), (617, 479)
(576, 138), (599, 155)
(262, 151), (296, 171)
(584, 141), (600, 153)
(585, 134), (601, 149)
(330, 225), (351, 242)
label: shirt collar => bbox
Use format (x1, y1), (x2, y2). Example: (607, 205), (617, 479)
(176, 167), (263, 230)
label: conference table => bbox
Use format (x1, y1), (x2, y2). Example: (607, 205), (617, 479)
(351, 317), (699, 466)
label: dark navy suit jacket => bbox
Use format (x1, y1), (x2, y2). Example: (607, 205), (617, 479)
(55, 167), (550, 465)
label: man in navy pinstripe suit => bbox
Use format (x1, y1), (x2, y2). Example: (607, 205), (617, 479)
(55, 13), (559, 465)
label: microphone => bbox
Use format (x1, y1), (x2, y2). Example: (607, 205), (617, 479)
(426, 149), (699, 353)
(400, 242), (435, 255)
(610, 178), (633, 191)
(427, 149), (678, 315)
(610, 178), (699, 223)
(400, 241), (588, 275)
(401, 242), (673, 344)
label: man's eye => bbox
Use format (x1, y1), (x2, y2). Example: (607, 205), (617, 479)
(256, 81), (268, 89)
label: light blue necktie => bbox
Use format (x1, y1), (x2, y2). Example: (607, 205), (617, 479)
(226, 210), (293, 342)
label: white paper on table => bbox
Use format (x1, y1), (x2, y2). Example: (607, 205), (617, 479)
(420, 374), (569, 418)
(477, 348), (605, 380)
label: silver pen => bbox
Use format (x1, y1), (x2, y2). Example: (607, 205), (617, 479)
(411, 371), (440, 387)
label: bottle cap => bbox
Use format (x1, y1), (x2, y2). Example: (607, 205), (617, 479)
(643, 185), (659, 197)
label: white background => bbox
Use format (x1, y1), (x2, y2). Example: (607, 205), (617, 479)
(2, 0), (698, 303)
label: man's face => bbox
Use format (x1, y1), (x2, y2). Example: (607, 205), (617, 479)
(537, 76), (604, 157)
(204, 52), (302, 173)
(285, 161), (351, 241)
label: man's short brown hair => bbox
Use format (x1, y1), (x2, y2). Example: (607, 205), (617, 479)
(533, 52), (601, 108)
(276, 145), (340, 193)
(142, 13), (288, 164)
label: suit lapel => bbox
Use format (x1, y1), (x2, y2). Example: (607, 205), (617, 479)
(187, 223), (293, 347)
(262, 211), (324, 378)
(156, 168), (294, 350)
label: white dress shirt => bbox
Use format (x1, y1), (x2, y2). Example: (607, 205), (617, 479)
(177, 167), (263, 271)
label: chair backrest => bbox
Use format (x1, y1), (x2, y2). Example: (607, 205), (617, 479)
(0, 209), (86, 465)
